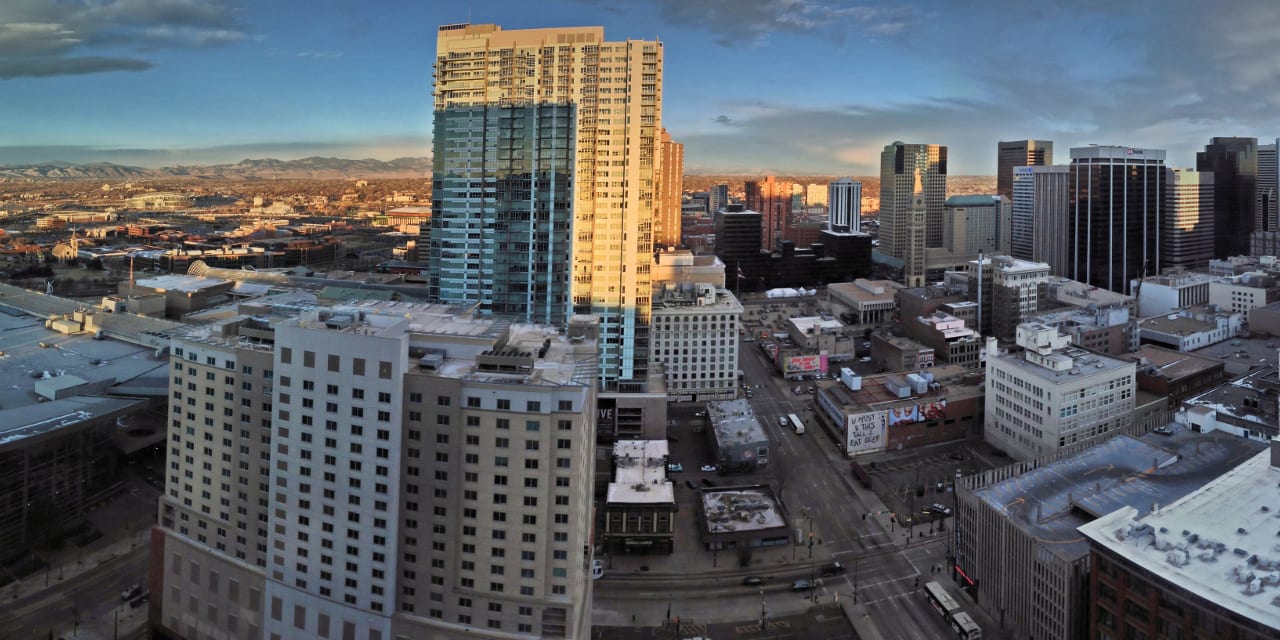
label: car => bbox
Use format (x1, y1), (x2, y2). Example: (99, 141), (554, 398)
(128, 593), (149, 608)
(694, 410), (708, 417)
(685, 480), (698, 490)
(700, 464), (718, 472)
(745, 390), (753, 398)
(667, 463), (683, 473)
(1153, 426), (1173, 435)
(807, 386), (814, 394)
(924, 503), (953, 516)
(700, 478), (716, 487)
(859, 356), (872, 363)
(819, 562), (847, 576)
(121, 584), (143, 601)
(948, 451), (967, 461)
(742, 576), (766, 586)
(591, 560), (605, 580)
(869, 461), (882, 471)
(791, 579), (816, 592)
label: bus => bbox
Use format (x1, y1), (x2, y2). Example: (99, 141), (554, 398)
(950, 611), (982, 640)
(787, 413), (805, 435)
(924, 581), (982, 639)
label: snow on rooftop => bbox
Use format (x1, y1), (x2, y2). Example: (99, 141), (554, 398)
(607, 440), (674, 504)
(701, 488), (786, 533)
(1079, 447), (1280, 631)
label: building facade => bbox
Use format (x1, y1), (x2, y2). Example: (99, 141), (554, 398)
(879, 142), (947, 285)
(1010, 165), (1071, 272)
(942, 195), (1009, 257)
(1195, 136), (1257, 258)
(997, 139), (1053, 200)
(1257, 141), (1278, 234)
(154, 306), (600, 640)
(650, 283), (741, 402)
(1162, 168), (1214, 270)
(656, 128), (684, 249)
(986, 323), (1136, 460)
(430, 23), (661, 391)
(1069, 146), (1166, 294)
(827, 178), (862, 232)
(744, 176), (793, 252)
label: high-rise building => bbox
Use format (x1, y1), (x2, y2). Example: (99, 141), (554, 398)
(942, 195), (1008, 257)
(744, 176), (793, 252)
(879, 142), (947, 286)
(153, 305), (599, 640)
(827, 178), (862, 232)
(1010, 165), (1071, 274)
(1068, 146), (1166, 294)
(656, 128), (684, 248)
(714, 208), (763, 291)
(997, 140), (1053, 200)
(805, 183), (828, 208)
(1163, 169), (1214, 270)
(1257, 141), (1278, 234)
(708, 183), (728, 219)
(1195, 137), (1256, 258)
(430, 23), (661, 391)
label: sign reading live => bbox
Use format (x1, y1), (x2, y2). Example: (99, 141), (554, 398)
(845, 411), (887, 454)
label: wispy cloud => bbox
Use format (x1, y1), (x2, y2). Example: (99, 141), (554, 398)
(0, 0), (249, 79)
(624, 0), (922, 46)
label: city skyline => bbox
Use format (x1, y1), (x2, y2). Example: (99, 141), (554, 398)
(6, 0), (1280, 174)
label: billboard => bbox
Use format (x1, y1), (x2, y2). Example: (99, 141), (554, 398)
(887, 399), (947, 427)
(846, 411), (887, 454)
(783, 353), (829, 374)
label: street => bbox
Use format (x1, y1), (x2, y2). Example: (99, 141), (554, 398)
(0, 544), (150, 639)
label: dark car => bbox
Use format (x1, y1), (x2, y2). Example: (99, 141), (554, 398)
(742, 576), (766, 586)
(700, 478), (715, 487)
(948, 451), (966, 461)
(819, 562), (846, 576)
(684, 480), (697, 490)
(791, 579), (816, 592)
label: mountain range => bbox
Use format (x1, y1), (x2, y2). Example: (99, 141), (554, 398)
(0, 157), (433, 181)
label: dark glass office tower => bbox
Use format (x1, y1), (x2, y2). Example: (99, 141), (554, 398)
(1195, 136), (1256, 258)
(1069, 146), (1166, 294)
(997, 140), (1053, 200)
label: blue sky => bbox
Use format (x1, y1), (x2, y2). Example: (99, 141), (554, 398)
(3, 0), (1280, 174)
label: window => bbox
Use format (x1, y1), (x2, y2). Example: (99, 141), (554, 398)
(497, 399), (511, 411)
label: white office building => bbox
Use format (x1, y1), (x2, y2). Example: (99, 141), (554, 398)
(651, 283), (742, 402)
(986, 323), (1136, 460)
(1131, 270), (1220, 316)
(827, 178), (862, 232)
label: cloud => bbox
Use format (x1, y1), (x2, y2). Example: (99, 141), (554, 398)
(711, 114), (734, 125)
(633, 0), (922, 46)
(0, 0), (248, 79)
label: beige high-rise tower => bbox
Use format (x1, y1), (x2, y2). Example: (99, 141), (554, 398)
(656, 128), (684, 248)
(879, 141), (947, 285)
(432, 24), (662, 391)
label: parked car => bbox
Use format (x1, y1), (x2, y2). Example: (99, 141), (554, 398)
(685, 480), (697, 490)
(820, 562), (846, 576)
(1153, 426), (1173, 435)
(694, 410), (708, 417)
(591, 560), (605, 580)
(791, 579), (816, 591)
(742, 576), (766, 586)
(948, 451), (966, 461)
(122, 584), (143, 601)
(700, 478), (716, 487)
(700, 464), (718, 473)
(745, 390), (753, 398)
(667, 463), (683, 473)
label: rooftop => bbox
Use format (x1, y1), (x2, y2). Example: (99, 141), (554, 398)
(133, 274), (230, 293)
(1120, 345), (1223, 380)
(828, 279), (901, 303)
(945, 195), (1002, 207)
(790, 316), (843, 334)
(1078, 444), (1280, 631)
(1140, 314), (1217, 336)
(994, 344), (1134, 384)
(701, 486), (787, 534)
(1180, 366), (1279, 432)
(607, 440), (674, 505)
(973, 425), (1266, 563)
(0, 395), (145, 448)
(707, 399), (768, 446)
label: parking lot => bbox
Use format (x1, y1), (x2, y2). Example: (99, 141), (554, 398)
(857, 437), (1008, 527)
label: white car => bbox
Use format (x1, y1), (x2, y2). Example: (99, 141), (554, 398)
(591, 560), (604, 580)
(700, 464), (718, 473)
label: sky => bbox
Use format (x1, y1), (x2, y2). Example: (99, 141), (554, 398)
(4, 0), (1280, 174)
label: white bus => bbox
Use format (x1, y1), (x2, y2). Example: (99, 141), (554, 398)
(924, 581), (981, 639)
(787, 413), (805, 435)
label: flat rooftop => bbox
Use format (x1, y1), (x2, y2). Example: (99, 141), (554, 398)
(0, 311), (169, 413)
(1079, 446), (1280, 631)
(707, 399), (767, 446)
(1120, 345), (1222, 379)
(790, 316), (843, 333)
(133, 274), (229, 293)
(828, 279), (901, 303)
(607, 440), (674, 505)
(0, 395), (145, 448)
(702, 487), (786, 534)
(1140, 314), (1216, 336)
(1181, 366), (1279, 433)
(976, 425), (1266, 562)
(996, 346), (1133, 384)
(0, 282), (183, 342)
